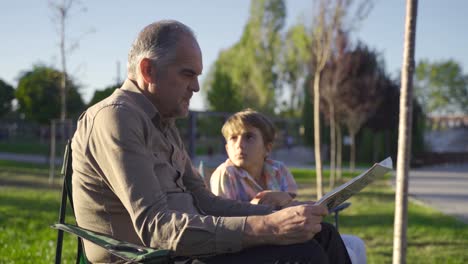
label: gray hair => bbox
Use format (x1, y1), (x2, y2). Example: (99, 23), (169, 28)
(127, 20), (196, 77)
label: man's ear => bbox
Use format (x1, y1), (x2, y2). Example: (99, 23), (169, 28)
(139, 58), (154, 84)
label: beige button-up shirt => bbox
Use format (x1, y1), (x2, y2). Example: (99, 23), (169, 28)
(71, 79), (272, 263)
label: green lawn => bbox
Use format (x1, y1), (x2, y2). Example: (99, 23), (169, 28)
(292, 168), (468, 264)
(0, 161), (467, 263)
(0, 140), (67, 160)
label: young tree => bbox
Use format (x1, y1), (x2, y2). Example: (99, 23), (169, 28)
(0, 79), (14, 117)
(309, 0), (372, 198)
(319, 30), (350, 188)
(49, 0), (88, 121)
(309, 0), (341, 198)
(338, 44), (383, 172)
(393, 0), (418, 263)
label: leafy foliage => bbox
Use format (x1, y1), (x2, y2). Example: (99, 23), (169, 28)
(206, 50), (244, 112)
(204, 0), (285, 113)
(278, 23), (312, 117)
(88, 84), (119, 107)
(15, 65), (84, 124)
(337, 43), (383, 136)
(0, 79), (14, 117)
(414, 59), (468, 115)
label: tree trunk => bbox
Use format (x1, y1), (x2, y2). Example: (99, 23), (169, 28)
(393, 0), (418, 263)
(336, 124), (343, 181)
(313, 71), (324, 199)
(329, 102), (336, 189)
(349, 131), (356, 173)
(59, 7), (67, 122)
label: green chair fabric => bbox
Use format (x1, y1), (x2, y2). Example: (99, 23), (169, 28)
(51, 223), (171, 264)
(52, 140), (173, 263)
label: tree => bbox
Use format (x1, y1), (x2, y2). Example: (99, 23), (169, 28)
(49, 0), (89, 121)
(309, 0), (341, 199)
(319, 29), (350, 187)
(309, 0), (372, 198)
(15, 65), (84, 124)
(393, 0), (418, 263)
(278, 23), (312, 117)
(88, 84), (119, 107)
(204, 0), (286, 113)
(414, 59), (468, 115)
(207, 71), (242, 113)
(0, 79), (14, 117)
(338, 43), (383, 172)
(365, 74), (400, 161)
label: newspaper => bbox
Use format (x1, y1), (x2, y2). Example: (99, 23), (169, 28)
(317, 157), (393, 210)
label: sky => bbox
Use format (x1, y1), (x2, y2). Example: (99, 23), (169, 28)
(1, 0), (468, 111)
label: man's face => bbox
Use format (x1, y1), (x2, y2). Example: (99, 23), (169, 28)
(150, 35), (203, 119)
(225, 126), (271, 173)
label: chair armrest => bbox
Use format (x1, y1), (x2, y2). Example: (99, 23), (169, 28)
(330, 202), (351, 214)
(51, 223), (171, 263)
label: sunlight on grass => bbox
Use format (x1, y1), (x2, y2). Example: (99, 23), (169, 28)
(292, 169), (468, 264)
(0, 162), (467, 263)
(0, 187), (77, 263)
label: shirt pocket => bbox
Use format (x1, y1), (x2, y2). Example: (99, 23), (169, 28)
(152, 151), (180, 190)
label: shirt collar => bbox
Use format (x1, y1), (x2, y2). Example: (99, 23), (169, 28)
(120, 79), (174, 130)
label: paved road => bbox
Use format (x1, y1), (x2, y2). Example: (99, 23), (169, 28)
(403, 164), (468, 224)
(0, 152), (62, 165)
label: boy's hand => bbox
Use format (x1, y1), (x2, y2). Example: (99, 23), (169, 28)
(251, 190), (294, 208)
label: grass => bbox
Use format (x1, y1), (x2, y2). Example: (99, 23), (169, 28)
(1, 161), (467, 263)
(291, 167), (361, 182)
(0, 187), (77, 263)
(0, 139), (66, 156)
(293, 171), (468, 264)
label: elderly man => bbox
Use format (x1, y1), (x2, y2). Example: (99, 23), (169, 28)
(71, 20), (351, 263)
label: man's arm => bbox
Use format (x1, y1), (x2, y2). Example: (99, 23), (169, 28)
(88, 106), (248, 256)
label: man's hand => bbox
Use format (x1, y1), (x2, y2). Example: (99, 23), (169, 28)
(250, 190), (294, 208)
(242, 204), (329, 248)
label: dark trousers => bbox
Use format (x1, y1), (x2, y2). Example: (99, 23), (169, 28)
(176, 222), (351, 264)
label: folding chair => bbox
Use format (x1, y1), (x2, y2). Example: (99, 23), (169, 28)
(51, 140), (173, 264)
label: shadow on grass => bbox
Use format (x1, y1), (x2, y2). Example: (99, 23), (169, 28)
(332, 210), (468, 229)
(409, 240), (468, 247)
(0, 189), (60, 223)
(0, 178), (61, 190)
(355, 191), (395, 202)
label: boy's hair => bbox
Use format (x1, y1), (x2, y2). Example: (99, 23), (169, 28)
(222, 108), (276, 145)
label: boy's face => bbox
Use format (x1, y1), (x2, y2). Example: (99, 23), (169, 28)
(225, 126), (272, 173)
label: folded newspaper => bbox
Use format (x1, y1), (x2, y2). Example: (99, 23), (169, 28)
(317, 157), (393, 210)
